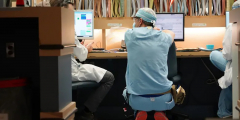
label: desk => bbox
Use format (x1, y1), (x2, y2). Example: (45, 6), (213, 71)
(81, 51), (223, 119)
(87, 51), (211, 59)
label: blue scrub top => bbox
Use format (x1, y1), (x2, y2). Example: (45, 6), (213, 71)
(125, 27), (173, 95)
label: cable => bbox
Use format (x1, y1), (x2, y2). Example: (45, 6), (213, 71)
(200, 58), (218, 85)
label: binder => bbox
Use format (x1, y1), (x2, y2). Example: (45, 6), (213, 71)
(154, 4), (156, 12)
(174, 0), (178, 13)
(154, 0), (158, 12)
(82, 0), (85, 9)
(131, 0), (136, 17)
(217, 0), (221, 15)
(97, 0), (102, 17)
(201, 0), (204, 16)
(140, 0), (144, 8)
(187, 0), (190, 15)
(137, 0), (141, 11)
(226, 0), (234, 11)
(78, 0), (82, 10)
(167, 0), (170, 12)
(94, 0), (98, 17)
(107, 0), (111, 17)
(195, 0), (198, 16)
(160, 0), (163, 13)
(221, 0), (225, 15)
(197, 0), (201, 16)
(149, 0), (154, 9)
(120, 0), (125, 17)
(85, 0), (88, 9)
(89, 0), (93, 9)
(145, 0), (148, 8)
(102, 0), (107, 17)
(114, 0), (120, 17)
(164, 0), (167, 12)
(111, 0), (114, 17)
(191, 0), (195, 16)
(212, 0), (216, 15)
(127, 0), (131, 17)
(205, 0), (209, 16)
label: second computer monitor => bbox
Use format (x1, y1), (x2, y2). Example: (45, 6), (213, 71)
(74, 10), (94, 40)
(155, 13), (184, 41)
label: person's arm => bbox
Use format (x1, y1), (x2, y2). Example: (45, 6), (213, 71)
(222, 24), (232, 61)
(153, 27), (175, 43)
(74, 36), (93, 62)
(162, 30), (175, 43)
(124, 29), (133, 48)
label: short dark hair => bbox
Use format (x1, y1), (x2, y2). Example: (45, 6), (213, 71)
(142, 21), (154, 27)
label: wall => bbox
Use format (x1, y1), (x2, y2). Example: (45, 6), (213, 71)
(176, 27), (225, 49)
(84, 27), (226, 50)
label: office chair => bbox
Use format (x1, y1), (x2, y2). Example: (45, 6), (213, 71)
(166, 42), (189, 120)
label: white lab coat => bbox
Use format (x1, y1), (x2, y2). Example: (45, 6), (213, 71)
(218, 23), (233, 89)
(71, 35), (107, 83)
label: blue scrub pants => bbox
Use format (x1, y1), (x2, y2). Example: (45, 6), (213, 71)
(210, 51), (232, 118)
(122, 89), (175, 112)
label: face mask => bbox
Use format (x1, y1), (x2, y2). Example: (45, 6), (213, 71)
(132, 22), (136, 28)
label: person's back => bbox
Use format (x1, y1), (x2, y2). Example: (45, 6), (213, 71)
(125, 27), (173, 95)
(122, 8), (175, 120)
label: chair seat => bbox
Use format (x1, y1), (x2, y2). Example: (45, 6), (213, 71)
(72, 81), (99, 90)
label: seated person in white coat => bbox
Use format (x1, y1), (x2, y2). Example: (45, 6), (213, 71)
(209, 23), (232, 118)
(122, 8), (175, 120)
(50, 0), (115, 120)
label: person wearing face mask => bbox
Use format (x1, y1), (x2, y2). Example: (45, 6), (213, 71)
(122, 8), (175, 120)
(49, 0), (115, 120)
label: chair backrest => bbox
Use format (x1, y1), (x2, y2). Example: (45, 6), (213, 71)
(167, 42), (178, 79)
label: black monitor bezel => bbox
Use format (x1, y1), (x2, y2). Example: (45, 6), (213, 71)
(155, 13), (185, 41)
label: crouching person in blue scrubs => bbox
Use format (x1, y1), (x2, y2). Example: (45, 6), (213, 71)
(122, 8), (176, 120)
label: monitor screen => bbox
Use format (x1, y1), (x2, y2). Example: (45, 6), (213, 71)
(74, 10), (94, 40)
(155, 13), (184, 41)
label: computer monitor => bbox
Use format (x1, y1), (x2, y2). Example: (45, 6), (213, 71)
(155, 13), (185, 41)
(74, 10), (94, 40)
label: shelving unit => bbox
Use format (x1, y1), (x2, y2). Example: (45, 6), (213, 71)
(32, 0), (226, 49)
(81, 0), (226, 49)
(90, 0), (226, 49)
(94, 16), (226, 29)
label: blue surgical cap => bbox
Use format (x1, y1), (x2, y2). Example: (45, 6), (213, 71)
(135, 8), (157, 25)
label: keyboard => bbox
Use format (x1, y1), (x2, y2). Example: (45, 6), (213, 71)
(90, 50), (110, 53)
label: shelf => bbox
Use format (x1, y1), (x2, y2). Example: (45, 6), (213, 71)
(94, 16), (226, 29)
(185, 16), (226, 27)
(94, 17), (133, 29)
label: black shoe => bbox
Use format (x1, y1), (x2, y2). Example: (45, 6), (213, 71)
(78, 110), (95, 120)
